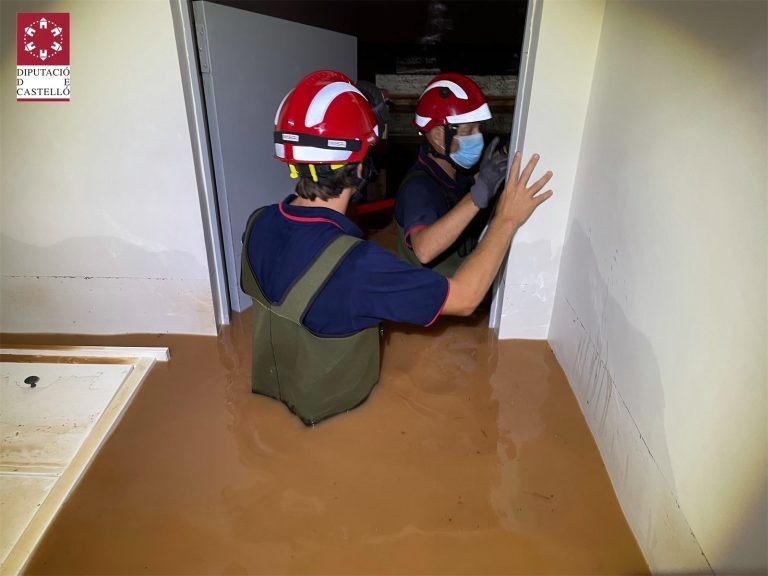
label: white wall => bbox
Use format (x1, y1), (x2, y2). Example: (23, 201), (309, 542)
(0, 0), (217, 335)
(495, 0), (605, 339)
(548, 1), (767, 573)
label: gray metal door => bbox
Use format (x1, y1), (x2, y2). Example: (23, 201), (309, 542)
(193, 1), (357, 312)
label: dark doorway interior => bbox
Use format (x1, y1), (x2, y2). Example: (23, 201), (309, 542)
(211, 1), (526, 73)
(209, 0), (527, 209)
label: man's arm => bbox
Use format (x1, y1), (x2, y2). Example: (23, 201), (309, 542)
(442, 152), (554, 316)
(409, 139), (508, 265)
(409, 195), (479, 264)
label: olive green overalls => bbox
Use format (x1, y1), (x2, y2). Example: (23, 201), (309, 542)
(396, 167), (483, 277)
(240, 209), (380, 426)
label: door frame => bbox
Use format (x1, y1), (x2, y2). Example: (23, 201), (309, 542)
(170, 0), (230, 327)
(169, 0), (541, 331)
(489, 0), (542, 332)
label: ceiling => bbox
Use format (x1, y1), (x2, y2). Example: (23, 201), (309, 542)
(207, 0), (529, 76)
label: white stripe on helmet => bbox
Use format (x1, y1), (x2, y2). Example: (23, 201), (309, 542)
(415, 114), (431, 128)
(292, 145), (353, 162)
(305, 82), (364, 128)
(423, 79), (468, 99)
(446, 103), (492, 124)
(274, 90), (291, 125)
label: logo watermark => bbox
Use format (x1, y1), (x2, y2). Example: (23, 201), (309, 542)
(17, 13), (70, 101)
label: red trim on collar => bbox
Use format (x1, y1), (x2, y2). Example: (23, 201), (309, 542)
(425, 277), (450, 327)
(278, 201), (344, 230)
(417, 154), (455, 189)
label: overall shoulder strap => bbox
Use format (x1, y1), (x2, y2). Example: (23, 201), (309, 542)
(240, 207), (268, 298)
(399, 164), (461, 209)
(276, 234), (362, 324)
(398, 165), (431, 192)
(243, 206), (267, 243)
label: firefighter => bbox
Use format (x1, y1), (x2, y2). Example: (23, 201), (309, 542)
(395, 73), (508, 276)
(241, 70), (552, 425)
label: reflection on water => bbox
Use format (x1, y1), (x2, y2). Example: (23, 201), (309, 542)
(7, 310), (647, 575)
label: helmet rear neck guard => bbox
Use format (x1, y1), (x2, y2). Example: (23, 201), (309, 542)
(287, 162), (342, 186)
(285, 159), (370, 202)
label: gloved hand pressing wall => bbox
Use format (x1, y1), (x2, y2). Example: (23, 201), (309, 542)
(470, 136), (509, 209)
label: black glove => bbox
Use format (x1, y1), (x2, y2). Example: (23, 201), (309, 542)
(470, 136), (508, 209)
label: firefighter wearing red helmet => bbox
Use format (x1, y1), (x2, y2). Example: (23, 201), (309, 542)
(241, 70), (554, 426)
(395, 73), (510, 276)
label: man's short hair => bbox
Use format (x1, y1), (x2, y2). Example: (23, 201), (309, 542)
(295, 163), (360, 201)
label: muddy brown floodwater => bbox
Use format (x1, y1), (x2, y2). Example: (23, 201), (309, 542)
(4, 308), (647, 575)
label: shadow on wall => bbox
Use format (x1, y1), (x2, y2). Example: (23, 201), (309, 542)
(550, 221), (713, 571)
(720, 491), (768, 574)
(560, 220), (676, 495)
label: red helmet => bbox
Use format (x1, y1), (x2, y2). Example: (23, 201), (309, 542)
(274, 70), (378, 165)
(413, 73), (491, 132)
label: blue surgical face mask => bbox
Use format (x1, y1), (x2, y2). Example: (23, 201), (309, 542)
(449, 133), (484, 169)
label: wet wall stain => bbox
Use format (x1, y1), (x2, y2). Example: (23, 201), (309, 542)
(3, 312), (648, 575)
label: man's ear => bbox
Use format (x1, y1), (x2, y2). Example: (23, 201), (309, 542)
(356, 163), (363, 178)
(425, 126), (444, 152)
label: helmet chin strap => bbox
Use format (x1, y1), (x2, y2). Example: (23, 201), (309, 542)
(428, 124), (467, 172)
(351, 156), (374, 203)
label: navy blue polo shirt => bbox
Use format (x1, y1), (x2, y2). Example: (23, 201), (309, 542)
(245, 196), (450, 336)
(395, 146), (474, 249)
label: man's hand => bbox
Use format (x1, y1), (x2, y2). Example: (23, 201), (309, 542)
(442, 153), (553, 317)
(494, 151), (553, 229)
(470, 136), (508, 209)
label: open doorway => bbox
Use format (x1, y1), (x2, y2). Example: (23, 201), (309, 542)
(181, 0), (530, 324)
(213, 0), (526, 198)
